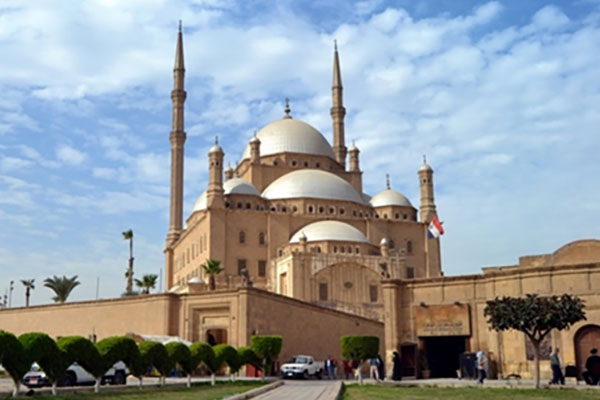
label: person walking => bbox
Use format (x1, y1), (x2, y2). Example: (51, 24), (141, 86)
(325, 355), (334, 380)
(369, 357), (380, 381)
(377, 354), (385, 381)
(392, 351), (402, 380)
(549, 347), (565, 385)
(476, 351), (488, 384)
(332, 356), (338, 379)
(342, 359), (351, 380)
(583, 348), (600, 385)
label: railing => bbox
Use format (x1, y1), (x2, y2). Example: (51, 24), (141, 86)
(313, 299), (383, 321)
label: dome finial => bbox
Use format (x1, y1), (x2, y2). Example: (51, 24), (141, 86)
(215, 135), (219, 145)
(284, 97), (292, 119)
(178, 19), (182, 32)
(386, 173), (390, 189)
(334, 39), (338, 51)
(423, 154), (427, 164)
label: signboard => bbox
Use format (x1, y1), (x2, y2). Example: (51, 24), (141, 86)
(415, 304), (471, 337)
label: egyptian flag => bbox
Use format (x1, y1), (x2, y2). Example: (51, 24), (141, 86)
(427, 216), (444, 239)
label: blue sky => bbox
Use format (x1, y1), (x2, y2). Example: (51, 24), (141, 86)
(1, 0), (599, 307)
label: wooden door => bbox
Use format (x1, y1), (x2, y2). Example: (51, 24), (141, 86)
(400, 343), (417, 378)
(575, 325), (600, 377)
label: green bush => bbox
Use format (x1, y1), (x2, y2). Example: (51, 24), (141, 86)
(138, 341), (172, 377)
(340, 335), (379, 362)
(56, 336), (103, 378)
(190, 341), (219, 373)
(214, 344), (242, 374)
(19, 332), (68, 384)
(238, 346), (261, 369)
(96, 336), (143, 377)
(165, 342), (194, 375)
(250, 335), (282, 376)
(0, 330), (29, 386)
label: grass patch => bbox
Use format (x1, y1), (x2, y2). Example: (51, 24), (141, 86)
(3, 381), (264, 400)
(342, 384), (600, 400)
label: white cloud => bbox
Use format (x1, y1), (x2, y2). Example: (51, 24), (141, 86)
(56, 144), (87, 165)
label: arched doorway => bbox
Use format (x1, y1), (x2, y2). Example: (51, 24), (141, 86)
(206, 328), (228, 346)
(574, 324), (600, 377)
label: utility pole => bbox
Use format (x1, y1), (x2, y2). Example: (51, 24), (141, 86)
(96, 276), (100, 300)
(8, 280), (14, 307)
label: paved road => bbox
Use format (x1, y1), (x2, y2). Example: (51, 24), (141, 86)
(254, 379), (341, 400)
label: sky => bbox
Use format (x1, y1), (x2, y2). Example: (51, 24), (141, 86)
(1, 0), (599, 307)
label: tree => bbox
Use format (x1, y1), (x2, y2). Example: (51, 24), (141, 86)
(56, 336), (103, 392)
(138, 341), (171, 386)
(122, 229), (134, 295)
(21, 279), (35, 307)
(340, 335), (379, 385)
(214, 344), (241, 381)
(135, 274), (158, 294)
(96, 336), (143, 390)
(0, 330), (29, 397)
(166, 342), (195, 388)
(250, 335), (283, 378)
(484, 294), (586, 388)
(43, 275), (80, 303)
(201, 259), (223, 291)
(19, 332), (68, 396)
(190, 341), (219, 386)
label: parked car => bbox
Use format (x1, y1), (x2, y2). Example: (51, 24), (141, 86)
(281, 355), (324, 379)
(23, 361), (129, 388)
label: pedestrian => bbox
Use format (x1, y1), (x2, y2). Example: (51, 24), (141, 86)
(325, 355), (334, 380)
(583, 348), (600, 385)
(351, 359), (360, 380)
(549, 347), (564, 385)
(332, 356), (338, 379)
(369, 357), (380, 381)
(377, 354), (385, 381)
(342, 359), (351, 379)
(392, 351), (402, 381)
(476, 351), (488, 384)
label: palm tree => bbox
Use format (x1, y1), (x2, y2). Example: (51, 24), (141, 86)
(21, 279), (35, 307)
(135, 274), (158, 294)
(122, 229), (134, 294)
(201, 259), (223, 291)
(43, 275), (80, 303)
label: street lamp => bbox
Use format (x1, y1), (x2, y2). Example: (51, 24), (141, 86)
(8, 280), (14, 308)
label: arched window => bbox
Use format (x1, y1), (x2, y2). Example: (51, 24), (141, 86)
(259, 232), (266, 245)
(239, 231), (246, 244)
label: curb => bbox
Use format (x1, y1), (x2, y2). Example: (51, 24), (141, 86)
(224, 380), (284, 400)
(334, 381), (344, 400)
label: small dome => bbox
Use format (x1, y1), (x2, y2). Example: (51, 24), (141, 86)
(223, 178), (260, 196)
(192, 191), (207, 212)
(370, 189), (413, 208)
(209, 144), (223, 154)
(241, 118), (335, 160)
(419, 162), (432, 172)
(290, 221), (369, 243)
(262, 169), (365, 204)
(380, 237), (388, 246)
(188, 277), (203, 284)
(249, 135), (260, 144)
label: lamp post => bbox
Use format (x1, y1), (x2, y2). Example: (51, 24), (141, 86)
(8, 280), (14, 307)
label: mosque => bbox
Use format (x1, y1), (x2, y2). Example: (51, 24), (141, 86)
(1, 25), (599, 382)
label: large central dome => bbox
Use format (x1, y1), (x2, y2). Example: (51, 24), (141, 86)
(262, 169), (365, 204)
(241, 118), (335, 160)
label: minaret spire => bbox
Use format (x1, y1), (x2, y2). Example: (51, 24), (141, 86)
(167, 21), (187, 245)
(331, 40), (347, 168)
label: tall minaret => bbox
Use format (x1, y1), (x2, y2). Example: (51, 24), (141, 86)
(207, 137), (225, 209)
(419, 155), (437, 223)
(166, 21), (186, 245)
(331, 41), (347, 169)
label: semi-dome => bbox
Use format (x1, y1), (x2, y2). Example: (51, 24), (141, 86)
(370, 189), (413, 208)
(290, 220), (369, 243)
(241, 118), (335, 160)
(223, 178), (260, 196)
(262, 169), (365, 204)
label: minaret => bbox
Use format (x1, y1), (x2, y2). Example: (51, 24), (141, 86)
(224, 163), (234, 181)
(166, 21), (187, 245)
(250, 134), (261, 164)
(349, 141), (360, 172)
(207, 137), (225, 209)
(419, 155), (437, 223)
(331, 41), (347, 168)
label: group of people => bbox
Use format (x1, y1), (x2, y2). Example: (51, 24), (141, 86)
(550, 347), (600, 386)
(325, 354), (390, 381)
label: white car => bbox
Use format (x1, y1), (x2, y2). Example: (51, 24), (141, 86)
(281, 355), (324, 379)
(23, 361), (128, 388)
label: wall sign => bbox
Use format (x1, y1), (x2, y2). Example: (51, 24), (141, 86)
(415, 304), (471, 337)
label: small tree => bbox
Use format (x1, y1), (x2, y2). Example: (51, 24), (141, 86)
(0, 330), (29, 397)
(214, 344), (241, 381)
(341, 335), (379, 385)
(138, 341), (171, 386)
(56, 336), (104, 392)
(190, 341), (219, 386)
(43, 275), (80, 303)
(19, 332), (68, 395)
(165, 342), (194, 388)
(201, 259), (223, 290)
(484, 294), (586, 388)
(96, 336), (143, 389)
(250, 335), (283, 378)
(135, 274), (158, 294)
(21, 279), (35, 307)
(238, 346), (261, 370)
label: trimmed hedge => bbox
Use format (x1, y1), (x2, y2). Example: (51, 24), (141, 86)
(18, 332), (68, 384)
(0, 330), (29, 387)
(56, 336), (103, 378)
(190, 341), (218, 373)
(340, 335), (379, 362)
(250, 335), (282, 376)
(138, 341), (171, 377)
(165, 342), (194, 375)
(214, 344), (242, 374)
(238, 346), (261, 369)
(96, 336), (143, 377)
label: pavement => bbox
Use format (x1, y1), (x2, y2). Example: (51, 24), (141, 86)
(253, 379), (342, 400)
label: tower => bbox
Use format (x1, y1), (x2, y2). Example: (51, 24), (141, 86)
(166, 21), (186, 245)
(419, 156), (437, 223)
(331, 41), (347, 168)
(207, 137), (225, 209)
(349, 141), (360, 172)
(250, 134), (261, 164)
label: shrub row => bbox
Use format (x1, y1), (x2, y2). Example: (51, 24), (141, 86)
(0, 330), (276, 397)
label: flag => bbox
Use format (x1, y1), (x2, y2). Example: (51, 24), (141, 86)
(428, 216), (444, 239)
